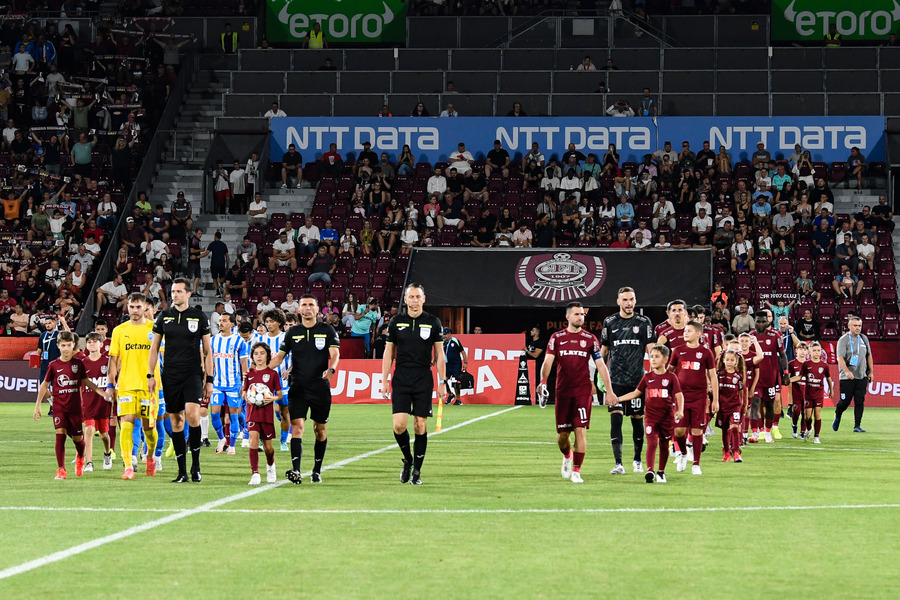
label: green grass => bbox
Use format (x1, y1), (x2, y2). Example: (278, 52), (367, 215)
(1, 402), (899, 598)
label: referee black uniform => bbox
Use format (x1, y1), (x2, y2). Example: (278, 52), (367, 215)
(385, 308), (443, 483)
(600, 311), (655, 468)
(279, 321), (340, 479)
(153, 305), (210, 480)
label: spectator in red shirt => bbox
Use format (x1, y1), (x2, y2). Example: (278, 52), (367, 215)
(610, 231), (631, 248)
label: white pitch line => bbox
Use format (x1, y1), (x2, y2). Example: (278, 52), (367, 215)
(3, 503), (898, 516)
(0, 405), (521, 581)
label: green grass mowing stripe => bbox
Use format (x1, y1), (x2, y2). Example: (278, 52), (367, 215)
(0, 405), (521, 581)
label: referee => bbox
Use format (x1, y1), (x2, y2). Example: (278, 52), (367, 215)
(148, 278), (213, 483)
(381, 283), (446, 485)
(270, 294), (340, 484)
(833, 316), (874, 433)
(600, 287), (656, 475)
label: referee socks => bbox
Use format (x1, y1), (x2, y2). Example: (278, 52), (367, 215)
(291, 438), (302, 472)
(413, 433), (427, 471)
(172, 433), (187, 476)
(394, 430), (413, 463)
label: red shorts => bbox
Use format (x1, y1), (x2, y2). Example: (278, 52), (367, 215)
(214, 189), (230, 204)
(715, 402), (743, 428)
(805, 395), (824, 409)
(248, 420), (276, 441)
(791, 388), (804, 410)
(83, 418), (110, 433)
(555, 394), (592, 432)
(644, 410), (674, 440)
(53, 411), (83, 437)
(675, 403), (707, 430)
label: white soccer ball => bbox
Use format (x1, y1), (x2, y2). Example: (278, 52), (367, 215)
(247, 383), (271, 407)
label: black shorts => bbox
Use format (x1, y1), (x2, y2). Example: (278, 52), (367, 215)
(211, 266), (226, 280)
(185, 260), (201, 279)
(608, 383), (644, 417)
(289, 380), (332, 424)
(162, 374), (203, 414)
(392, 387), (433, 418)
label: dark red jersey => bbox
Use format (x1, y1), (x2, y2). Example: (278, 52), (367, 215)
(671, 344), (715, 402)
(242, 367), (282, 424)
(789, 358), (806, 405)
(637, 371), (682, 418)
(717, 369), (744, 411)
(702, 324), (723, 353)
(44, 357), (85, 414)
(655, 321), (688, 359)
(546, 328), (600, 397)
(742, 347), (759, 393)
(753, 329), (784, 387)
(80, 354), (109, 418)
(800, 360), (829, 401)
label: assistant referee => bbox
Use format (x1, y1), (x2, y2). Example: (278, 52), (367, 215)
(270, 294), (340, 484)
(148, 278), (213, 483)
(600, 287), (656, 475)
(381, 283), (446, 485)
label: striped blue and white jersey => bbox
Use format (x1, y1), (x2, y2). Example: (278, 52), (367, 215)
(253, 331), (291, 378)
(212, 332), (249, 390)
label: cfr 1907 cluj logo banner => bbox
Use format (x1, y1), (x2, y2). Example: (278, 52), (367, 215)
(515, 253), (606, 302)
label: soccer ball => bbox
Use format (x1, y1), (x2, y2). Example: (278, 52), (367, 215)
(247, 383), (271, 407)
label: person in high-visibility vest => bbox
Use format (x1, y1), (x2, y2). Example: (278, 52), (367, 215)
(825, 24), (842, 47)
(221, 23), (239, 53)
(303, 22), (328, 49)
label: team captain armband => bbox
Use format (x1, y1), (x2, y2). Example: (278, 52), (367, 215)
(591, 350), (603, 361)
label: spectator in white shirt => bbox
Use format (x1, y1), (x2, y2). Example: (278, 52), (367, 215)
(652, 197), (676, 230)
(449, 142), (474, 175)
(426, 167), (447, 198)
(856, 234), (876, 270)
(633, 231), (651, 250)
(691, 208), (714, 242)
(94, 274), (128, 314)
(263, 101), (286, 121)
(513, 224), (533, 247)
(280, 291), (300, 314)
(247, 191), (267, 226)
(256, 294), (277, 315)
(439, 102), (458, 117)
(229, 160), (247, 214)
(296, 217), (321, 256)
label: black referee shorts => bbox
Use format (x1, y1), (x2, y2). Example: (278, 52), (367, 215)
(608, 383), (644, 417)
(162, 374), (204, 414)
(288, 379), (332, 424)
(391, 370), (434, 418)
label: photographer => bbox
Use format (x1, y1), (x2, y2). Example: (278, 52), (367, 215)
(350, 297), (381, 354)
(606, 100), (634, 117)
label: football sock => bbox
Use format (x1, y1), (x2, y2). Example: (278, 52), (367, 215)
(144, 426), (158, 461)
(188, 426), (202, 472)
(120, 420), (134, 468)
(720, 427), (729, 451)
(249, 448), (259, 473)
(55, 433), (66, 468)
(73, 437), (85, 459)
(131, 423), (142, 456)
(792, 410), (801, 427)
(275, 409), (282, 422)
(264, 445), (275, 465)
(800, 416), (808, 434)
(211, 412), (224, 440)
(229, 415), (240, 448)
(774, 410), (782, 427)
(572, 451), (585, 473)
(163, 418), (173, 437)
(854, 402), (865, 428)
(610, 412), (623, 464)
(172, 430), (187, 475)
(290, 438), (302, 472)
(200, 415), (209, 440)
(155, 420), (165, 457)
(675, 434), (687, 455)
(108, 422), (117, 452)
(313, 439), (327, 473)
(814, 418), (822, 436)
(690, 433), (703, 465)
(730, 428), (742, 454)
(645, 433), (658, 472)
(764, 416), (774, 430)
(659, 436), (670, 471)
(394, 430), (413, 463)
(631, 417), (644, 462)
(413, 433), (427, 471)
(239, 408), (247, 436)
(280, 429), (290, 444)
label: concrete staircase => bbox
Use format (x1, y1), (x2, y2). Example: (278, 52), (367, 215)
(147, 68), (316, 316)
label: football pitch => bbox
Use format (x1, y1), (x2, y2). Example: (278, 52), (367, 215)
(1, 402), (898, 598)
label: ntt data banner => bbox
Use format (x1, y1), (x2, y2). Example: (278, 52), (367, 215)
(772, 0), (900, 42)
(405, 248), (712, 308)
(270, 116), (885, 166)
(266, 0), (407, 44)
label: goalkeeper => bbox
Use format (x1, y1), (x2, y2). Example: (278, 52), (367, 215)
(270, 294), (341, 485)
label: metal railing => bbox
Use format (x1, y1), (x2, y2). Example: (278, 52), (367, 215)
(155, 128), (215, 165)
